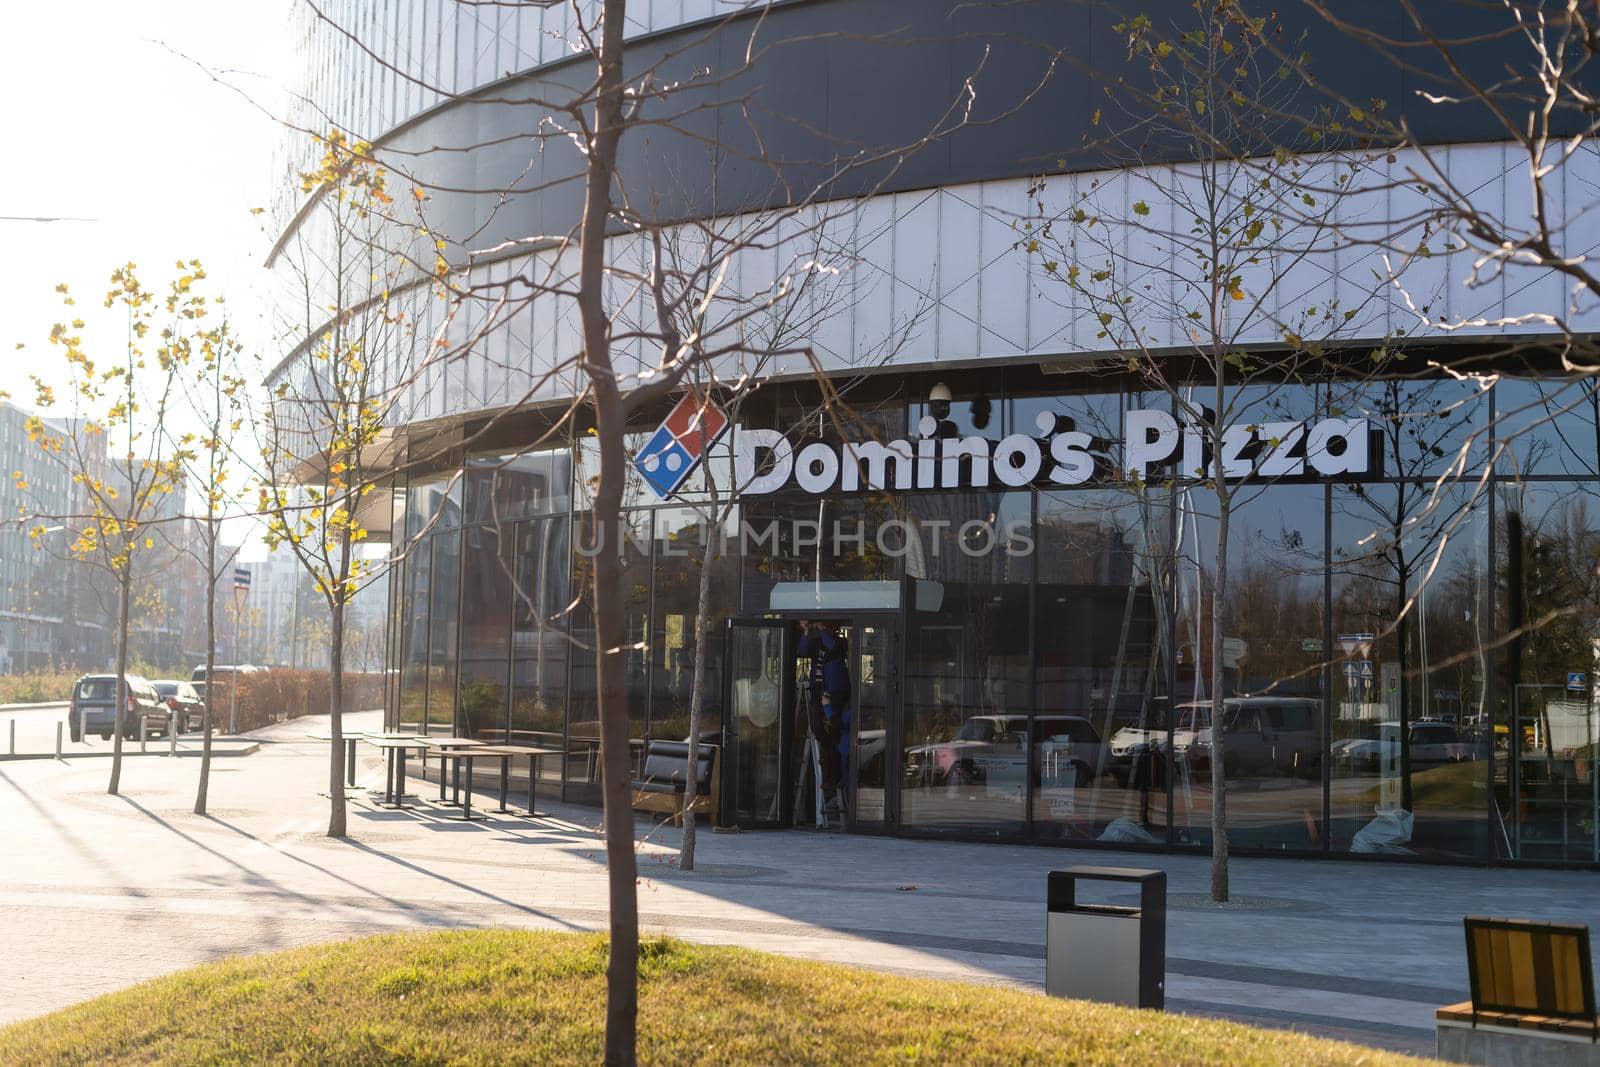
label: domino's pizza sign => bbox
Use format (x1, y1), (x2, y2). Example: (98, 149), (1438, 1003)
(634, 392), (730, 499)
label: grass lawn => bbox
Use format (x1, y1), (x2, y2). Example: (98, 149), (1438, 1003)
(0, 930), (1440, 1065)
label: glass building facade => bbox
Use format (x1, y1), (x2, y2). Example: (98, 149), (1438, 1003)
(384, 366), (1600, 866)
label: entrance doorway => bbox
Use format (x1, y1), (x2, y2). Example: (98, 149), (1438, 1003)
(722, 615), (900, 831)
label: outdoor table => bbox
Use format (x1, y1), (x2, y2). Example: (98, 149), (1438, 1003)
(419, 737), (487, 804)
(472, 744), (563, 817)
(363, 737), (430, 808)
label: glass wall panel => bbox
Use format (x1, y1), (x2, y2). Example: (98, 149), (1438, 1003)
(1175, 484), (1326, 852)
(1330, 481), (1490, 858)
(510, 517), (570, 769)
(899, 491), (1031, 835)
(397, 535), (430, 732)
(1344, 377), (1490, 479)
(457, 524), (512, 740)
(406, 470), (463, 536)
(740, 494), (904, 613)
(1032, 488), (1170, 846)
(1496, 483), (1600, 863)
(426, 531), (461, 733)
(649, 507), (739, 744)
(1494, 378), (1600, 478)
(568, 510), (652, 788)
(465, 450), (565, 525)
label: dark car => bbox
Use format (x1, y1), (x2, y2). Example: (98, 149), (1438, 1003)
(152, 680), (206, 732)
(68, 674), (166, 742)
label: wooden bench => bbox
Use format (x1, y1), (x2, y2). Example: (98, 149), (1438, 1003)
(631, 740), (719, 826)
(1436, 916), (1597, 1063)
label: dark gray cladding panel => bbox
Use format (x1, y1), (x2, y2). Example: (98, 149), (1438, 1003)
(372, 0), (1587, 255)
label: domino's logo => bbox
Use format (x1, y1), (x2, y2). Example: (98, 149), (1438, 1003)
(634, 391), (730, 499)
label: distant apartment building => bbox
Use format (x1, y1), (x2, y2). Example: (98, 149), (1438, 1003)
(237, 546), (388, 674)
(0, 402), (110, 672)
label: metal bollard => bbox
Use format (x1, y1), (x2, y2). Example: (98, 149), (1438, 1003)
(79, 707), (87, 746)
(140, 716), (147, 753)
(55, 721), (62, 759)
(169, 712), (177, 757)
(8, 718), (13, 755)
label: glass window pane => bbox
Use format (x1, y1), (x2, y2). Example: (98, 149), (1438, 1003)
(1174, 484), (1327, 852)
(427, 531), (461, 732)
(899, 491), (1032, 836)
(511, 517), (570, 767)
(1494, 377), (1600, 478)
(1495, 483), (1600, 863)
(567, 510), (651, 789)
(398, 536), (431, 731)
(1032, 488), (1170, 846)
(458, 524), (512, 740)
(649, 507), (738, 744)
(1330, 480), (1490, 858)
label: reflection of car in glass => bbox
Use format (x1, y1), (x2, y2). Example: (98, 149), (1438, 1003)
(1035, 718), (1111, 785)
(1107, 709), (1171, 786)
(1179, 697), (1321, 778)
(903, 715), (1108, 787)
(1335, 720), (1478, 772)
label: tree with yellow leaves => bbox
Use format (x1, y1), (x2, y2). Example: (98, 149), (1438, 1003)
(258, 132), (426, 838)
(27, 263), (205, 796)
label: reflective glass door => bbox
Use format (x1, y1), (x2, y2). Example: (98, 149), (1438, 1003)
(849, 620), (897, 832)
(1511, 683), (1599, 862)
(724, 619), (793, 828)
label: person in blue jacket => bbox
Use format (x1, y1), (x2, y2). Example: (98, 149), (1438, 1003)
(797, 619), (851, 819)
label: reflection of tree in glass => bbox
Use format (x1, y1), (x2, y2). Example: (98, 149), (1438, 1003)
(1333, 377), (1489, 811)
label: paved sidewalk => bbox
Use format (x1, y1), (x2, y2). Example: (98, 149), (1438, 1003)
(1, 718), (1595, 1056)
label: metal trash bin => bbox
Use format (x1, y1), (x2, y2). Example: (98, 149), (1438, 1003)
(1046, 866), (1166, 1009)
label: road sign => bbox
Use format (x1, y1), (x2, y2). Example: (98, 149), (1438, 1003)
(1337, 632), (1375, 658)
(233, 567), (251, 591)
(1568, 671), (1588, 693)
(1301, 637), (1324, 654)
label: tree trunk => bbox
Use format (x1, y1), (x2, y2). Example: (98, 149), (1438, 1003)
(679, 509), (719, 871)
(577, 3), (636, 1060)
(108, 564), (131, 796)
(327, 597), (348, 838)
(1208, 496), (1230, 903)
(195, 524), (217, 815)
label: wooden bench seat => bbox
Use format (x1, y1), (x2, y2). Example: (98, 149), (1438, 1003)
(1437, 1000), (1598, 1039)
(631, 740), (719, 826)
(1436, 916), (1598, 1060)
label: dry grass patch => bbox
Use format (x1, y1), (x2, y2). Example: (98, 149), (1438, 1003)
(0, 929), (1441, 1065)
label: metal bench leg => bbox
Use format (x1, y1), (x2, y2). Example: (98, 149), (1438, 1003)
(438, 755), (448, 802)
(495, 759), (511, 814)
(453, 757), (479, 821)
(396, 747), (410, 808)
(526, 754), (538, 818)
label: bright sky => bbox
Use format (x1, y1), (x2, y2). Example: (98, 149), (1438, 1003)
(1, 2), (295, 555)
(0, 0), (292, 403)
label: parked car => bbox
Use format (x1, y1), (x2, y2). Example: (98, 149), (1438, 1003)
(1179, 697), (1321, 778)
(1335, 720), (1480, 773)
(152, 680), (206, 732)
(67, 674), (167, 742)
